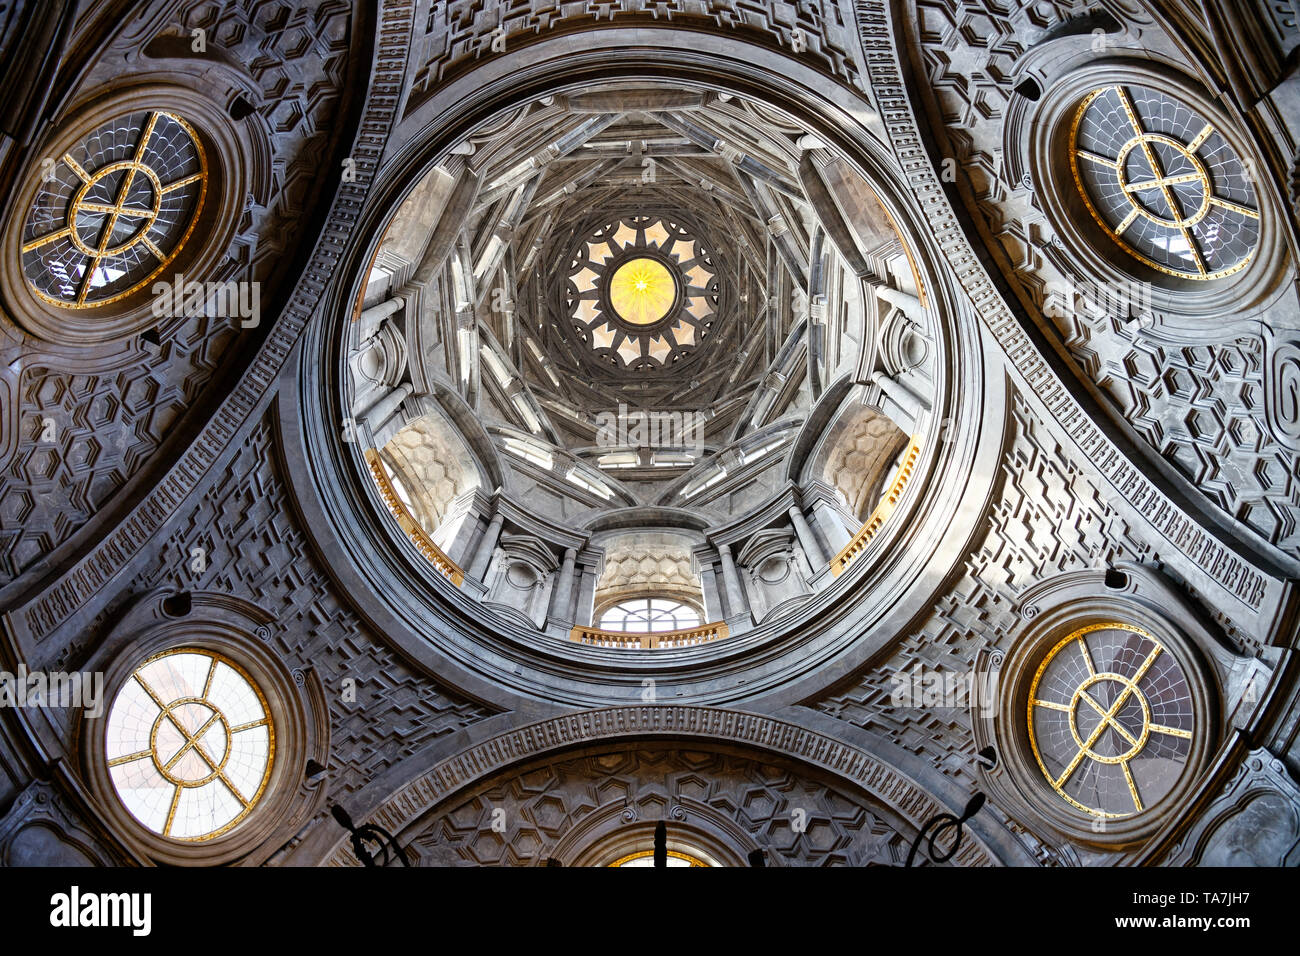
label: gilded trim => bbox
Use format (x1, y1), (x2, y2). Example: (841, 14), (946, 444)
(24, 110), (209, 309)
(831, 434), (921, 577)
(1027, 622), (1194, 820)
(1068, 86), (1257, 281)
(569, 621), (730, 649)
(364, 448), (465, 587)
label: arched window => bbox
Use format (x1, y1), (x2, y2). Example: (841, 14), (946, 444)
(599, 598), (701, 633)
(611, 850), (710, 867)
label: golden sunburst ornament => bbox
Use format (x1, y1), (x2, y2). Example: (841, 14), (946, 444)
(608, 257), (676, 326)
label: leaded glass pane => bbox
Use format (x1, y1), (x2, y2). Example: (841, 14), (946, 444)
(105, 648), (274, 842)
(1070, 85), (1258, 279)
(22, 110), (207, 308)
(1028, 624), (1194, 819)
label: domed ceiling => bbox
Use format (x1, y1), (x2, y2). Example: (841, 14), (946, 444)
(352, 85), (928, 516)
(330, 77), (945, 680)
(3, 0), (1297, 876)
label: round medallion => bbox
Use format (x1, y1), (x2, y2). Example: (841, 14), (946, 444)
(565, 216), (716, 371)
(608, 256), (677, 326)
(105, 648), (274, 842)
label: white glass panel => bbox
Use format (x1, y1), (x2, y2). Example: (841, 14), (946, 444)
(105, 649), (273, 842)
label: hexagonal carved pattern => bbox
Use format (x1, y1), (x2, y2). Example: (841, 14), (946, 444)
(812, 392), (1258, 861)
(119, 417), (497, 805)
(908, 0), (1300, 554)
(0, 0), (360, 585)
(383, 415), (479, 528)
(404, 747), (914, 866)
(168, 0), (356, 286)
(595, 539), (700, 607)
(1, 319), (237, 584)
(407, 0), (866, 115)
(822, 404), (907, 519)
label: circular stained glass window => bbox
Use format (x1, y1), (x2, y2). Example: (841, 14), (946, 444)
(105, 648), (274, 842)
(1028, 623), (1194, 820)
(608, 257), (677, 326)
(1070, 85), (1259, 279)
(21, 109), (207, 308)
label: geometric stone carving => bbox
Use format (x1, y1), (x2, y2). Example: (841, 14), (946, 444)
(124, 417), (497, 802)
(905, 0), (1300, 555)
(320, 705), (999, 867)
(813, 392), (1164, 817)
(160, 0), (357, 286)
(5, 0), (407, 647)
(0, 0), (361, 588)
(0, 780), (121, 866)
(0, 334), (237, 586)
(594, 533), (702, 610)
(383, 413), (479, 531)
(406, 0), (866, 117)
(402, 747), (914, 866)
(1161, 748), (1300, 866)
(821, 403), (907, 519)
(856, 1), (1281, 630)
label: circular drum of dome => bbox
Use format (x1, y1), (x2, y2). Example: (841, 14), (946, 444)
(306, 60), (971, 708)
